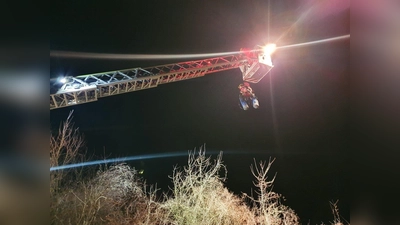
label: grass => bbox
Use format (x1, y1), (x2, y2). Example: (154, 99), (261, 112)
(50, 112), (349, 225)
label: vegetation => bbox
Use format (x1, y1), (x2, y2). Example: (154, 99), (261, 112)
(50, 111), (85, 197)
(50, 112), (349, 225)
(162, 149), (255, 225)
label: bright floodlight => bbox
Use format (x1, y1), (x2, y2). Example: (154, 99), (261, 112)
(59, 77), (67, 83)
(263, 43), (276, 55)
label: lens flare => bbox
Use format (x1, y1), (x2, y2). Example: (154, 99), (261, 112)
(263, 44), (277, 55)
(59, 77), (67, 83)
(49, 150), (280, 172)
(50, 152), (191, 171)
(50, 151), (240, 171)
(277, 34), (350, 50)
(50, 51), (243, 60)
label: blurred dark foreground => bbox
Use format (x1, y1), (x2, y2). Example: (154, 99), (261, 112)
(0, 43), (48, 225)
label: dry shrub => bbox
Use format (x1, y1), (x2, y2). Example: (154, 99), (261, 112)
(163, 147), (255, 225)
(50, 179), (107, 225)
(50, 112), (164, 224)
(93, 163), (166, 225)
(51, 163), (166, 225)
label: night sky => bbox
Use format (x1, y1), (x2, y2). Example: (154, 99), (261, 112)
(50, 0), (350, 223)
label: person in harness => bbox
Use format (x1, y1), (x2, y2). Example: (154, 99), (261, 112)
(238, 82), (259, 110)
(238, 82), (254, 98)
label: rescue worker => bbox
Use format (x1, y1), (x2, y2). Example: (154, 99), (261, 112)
(238, 82), (254, 98)
(238, 82), (259, 110)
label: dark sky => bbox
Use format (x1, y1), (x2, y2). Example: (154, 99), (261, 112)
(50, 0), (350, 223)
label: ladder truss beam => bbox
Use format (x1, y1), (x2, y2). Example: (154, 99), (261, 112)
(50, 53), (257, 110)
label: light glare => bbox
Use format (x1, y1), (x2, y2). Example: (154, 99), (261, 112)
(263, 44), (276, 55)
(59, 77), (67, 83)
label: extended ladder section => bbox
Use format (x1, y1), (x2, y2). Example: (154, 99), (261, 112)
(50, 48), (273, 110)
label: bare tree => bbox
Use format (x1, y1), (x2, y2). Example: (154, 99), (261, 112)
(328, 200), (348, 225)
(246, 157), (299, 225)
(50, 110), (85, 195)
